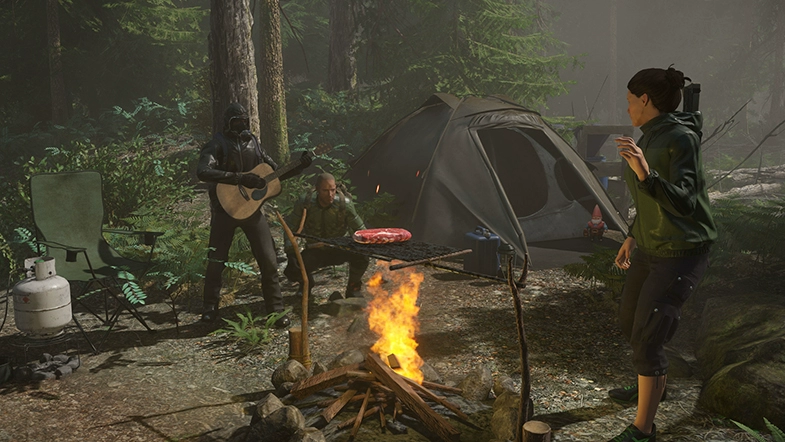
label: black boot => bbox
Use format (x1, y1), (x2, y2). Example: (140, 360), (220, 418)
(200, 305), (219, 323)
(345, 281), (364, 298)
(274, 314), (291, 329)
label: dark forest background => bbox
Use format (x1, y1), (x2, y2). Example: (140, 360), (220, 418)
(0, 0), (783, 298)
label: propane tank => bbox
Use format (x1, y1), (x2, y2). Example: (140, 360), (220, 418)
(13, 256), (72, 339)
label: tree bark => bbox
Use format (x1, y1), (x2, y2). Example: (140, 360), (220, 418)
(608, 0), (617, 124)
(47, 0), (68, 125)
(257, 0), (289, 165)
(327, 0), (358, 93)
(770, 2), (785, 126)
(209, 0), (259, 136)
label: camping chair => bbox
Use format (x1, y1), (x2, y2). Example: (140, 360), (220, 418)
(29, 171), (162, 352)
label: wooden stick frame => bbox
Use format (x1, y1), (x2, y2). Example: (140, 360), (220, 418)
(275, 209), (311, 369)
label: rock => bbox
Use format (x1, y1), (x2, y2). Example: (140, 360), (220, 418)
(328, 291), (343, 302)
(276, 382), (294, 398)
(311, 361), (328, 376)
(696, 294), (785, 379)
(420, 362), (443, 384)
(490, 391), (534, 440)
(287, 427), (325, 442)
(347, 314), (369, 334)
(66, 356), (80, 370)
(325, 298), (366, 317)
(247, 405), (305, 442)
(328, 349), (365, 369)
(663, 346), (694, 379)
(254, 393), (285, 424)
(491, 390), (519, 442)
(493, 375), (517, 397)
(272, 360), (310, 389)
(458, 366), (493, 401)
(694, 293), (785, 430)
(387, 419), (408, 434)
(54, 365), (72, 378)
(698, 355), (785, 431)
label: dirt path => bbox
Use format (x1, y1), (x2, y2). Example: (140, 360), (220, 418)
(0, 262), (757, 442)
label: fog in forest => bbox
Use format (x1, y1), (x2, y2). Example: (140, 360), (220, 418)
(542, 0), (782, 140)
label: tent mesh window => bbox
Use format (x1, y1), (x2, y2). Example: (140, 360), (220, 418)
(477, 128), (547, 217)
(520, 128), (595, 212)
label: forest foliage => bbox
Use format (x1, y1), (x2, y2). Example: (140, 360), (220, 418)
(0, 0), (782, 299)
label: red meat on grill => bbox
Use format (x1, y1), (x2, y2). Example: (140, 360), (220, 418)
(352, 228), (412, 244)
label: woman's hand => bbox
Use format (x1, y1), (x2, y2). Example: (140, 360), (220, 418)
(615, 236), (637, 270)
(615, 136), (650, 181)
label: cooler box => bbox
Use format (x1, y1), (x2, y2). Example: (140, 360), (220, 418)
(463, 226), (501, 277)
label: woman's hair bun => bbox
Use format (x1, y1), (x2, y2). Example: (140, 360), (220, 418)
(665, 65), (687, 89)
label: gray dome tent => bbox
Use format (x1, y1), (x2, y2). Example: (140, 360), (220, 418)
(345, 93), (629, 263)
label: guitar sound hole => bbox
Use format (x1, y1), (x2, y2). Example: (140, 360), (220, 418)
(252, 189), (268, 200)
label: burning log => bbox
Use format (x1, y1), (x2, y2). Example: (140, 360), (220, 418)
(289, 363), (361, 399)
(421, 380), (463, 395)
(388, 354), (401, 370)
(346, 370), (377, 382)
(365, 352), (461, 441)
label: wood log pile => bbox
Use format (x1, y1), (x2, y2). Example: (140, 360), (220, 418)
(288, 352), (470, 441)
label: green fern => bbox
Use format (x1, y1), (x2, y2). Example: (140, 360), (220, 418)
(732, 418), (785, 442)
(210, 309), (291, 354)
(563, 246), (626, 295)
(114, 268), (146, 305)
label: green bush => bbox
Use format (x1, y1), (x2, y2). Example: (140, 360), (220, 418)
(563, 246), (626, 304)
(707, 195), (785, 281)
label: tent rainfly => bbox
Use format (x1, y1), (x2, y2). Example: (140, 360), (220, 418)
(345, 93), (629, 262)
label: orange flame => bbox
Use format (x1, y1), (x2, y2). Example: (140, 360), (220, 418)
(366, 263), (424, 383)
(375, 184), (380, 194)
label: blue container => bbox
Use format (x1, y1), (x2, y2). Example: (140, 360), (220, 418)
(587, 156), (609, 190)
(463, 226), (501, 277)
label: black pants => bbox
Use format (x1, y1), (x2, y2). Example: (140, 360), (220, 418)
(202, 208), (283, 314)
(619, 249), (710, 376)
(284, 247), (370, 295)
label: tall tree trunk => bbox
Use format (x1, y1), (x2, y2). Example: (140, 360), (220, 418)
(257, 0), (289, 165)
(608, 0), (617, 124)
(47, 0), (68, 124)
(770, 2), (785, 125)
(327, 0), (357, 93)
(209, 0), (259, 136)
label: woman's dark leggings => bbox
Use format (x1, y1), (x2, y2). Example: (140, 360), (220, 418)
(619, 250), (710, 376)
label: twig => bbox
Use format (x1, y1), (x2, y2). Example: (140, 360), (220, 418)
(279, 3), (309, 74)
(701, 99), (751, 151)
(708, 117), (785, 189)
(587, 74), (608, 121)
(508, 254), (531, 442)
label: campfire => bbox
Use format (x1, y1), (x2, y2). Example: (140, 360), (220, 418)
(287, 264), (468, 441)
(366, 265), (425, 384)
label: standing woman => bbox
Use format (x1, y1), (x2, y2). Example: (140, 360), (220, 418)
(608, 66), (717, 442)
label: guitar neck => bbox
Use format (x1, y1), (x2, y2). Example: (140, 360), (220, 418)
(265, 159), (301, 181)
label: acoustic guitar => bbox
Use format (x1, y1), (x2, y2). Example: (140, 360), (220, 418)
(216, 143), (330, 220)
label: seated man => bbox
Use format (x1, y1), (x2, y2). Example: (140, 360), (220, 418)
(284, 173), (370, 298)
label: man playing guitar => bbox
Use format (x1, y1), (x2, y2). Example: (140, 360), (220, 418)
(196, 102), (312, 327)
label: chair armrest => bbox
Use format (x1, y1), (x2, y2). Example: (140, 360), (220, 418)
(103, 229), (165, 246)
(38, 240), (87, 263)
(38, 240), (86, 253)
